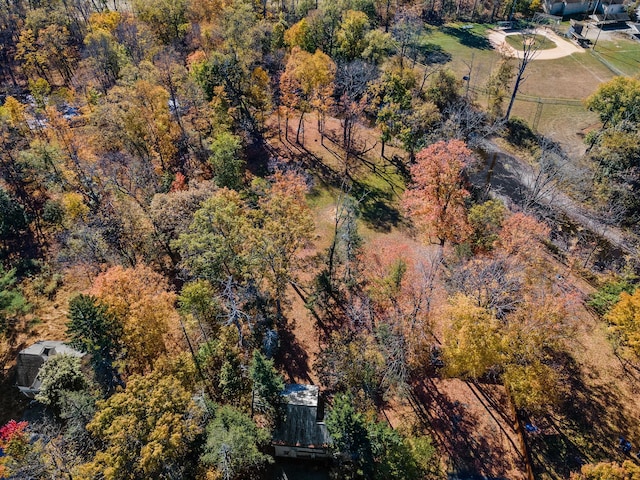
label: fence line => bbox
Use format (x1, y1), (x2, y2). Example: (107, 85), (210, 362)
(469, 85), (585, 106)
(589, 49), (627, 76)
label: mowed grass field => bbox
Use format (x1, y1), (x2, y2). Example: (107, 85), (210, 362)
(505, 33), (556, 50)
(593, 37), (640, 76)
(423, 23), (640, 154)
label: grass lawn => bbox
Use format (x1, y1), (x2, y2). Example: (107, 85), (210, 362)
(505, 33), (556, 50)
(423, 23), (618, 153)
(592, 38), (640, 76)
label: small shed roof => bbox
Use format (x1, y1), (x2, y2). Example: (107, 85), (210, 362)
(16, 341), (85, 396)
(19, 341), (84, 358)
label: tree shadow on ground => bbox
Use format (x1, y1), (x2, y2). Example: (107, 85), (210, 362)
(526, 352), (639, 479)
(274, 138), (402, 233)
(410, 377), (523, 478)
(275, 318), (312, 384)
(442, 26), (493, 50)
(350, 180), (400, 232)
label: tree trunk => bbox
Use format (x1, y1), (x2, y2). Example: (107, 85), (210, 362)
(285, 112), (289, 141)
(504, 70), (523, 122)
(296, 111), (305, 144)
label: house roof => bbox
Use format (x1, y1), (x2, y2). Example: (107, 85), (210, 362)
(273, 384), (330, 448)
(16, 341), (85, 393)
(19, 341), (84, 358)
(273, 404), (330, 448)
(282, 384), (320, 407)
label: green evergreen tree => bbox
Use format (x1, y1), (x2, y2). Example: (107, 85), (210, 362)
(66, 294), (123, 393)
(249, 350), (284, 423)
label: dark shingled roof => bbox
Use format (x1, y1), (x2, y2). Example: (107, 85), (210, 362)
(272, 384), (330, 448)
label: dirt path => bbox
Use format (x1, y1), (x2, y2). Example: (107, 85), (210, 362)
(488, 27), (586, 60)
(474, 140), (637, 257)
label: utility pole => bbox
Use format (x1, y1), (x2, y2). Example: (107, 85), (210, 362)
(592, 0), (605, 50)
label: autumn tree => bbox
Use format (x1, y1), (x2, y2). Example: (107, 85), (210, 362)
(0, 420), (47, 479)
(496, 212), (550, 263)
(91, 75), (181, 175)
(361, 30), (395, 64)
(83, 12), (129, 92)
(16, 13), (79, 84)
(176, 174), (313, 321)
(191, 1), (270, 137)
(90, 265), (179, 374)
(584, 77), (640, 228)
(573, 461), (640, 480)
(467, 199), (506, 252)
(585, 76), (640, 129)
(606, 287), (640, 359)
(402, 140), (475, 247)
(503, 360), (562, 413)
(174, 188), (256, 284)
(441, 294), (504, 379)
(336, 10), (371, 61)
(368, 67), (414, 159)
(132, 0), (190, 44)
(280, 47), (336, 144)
(78, 372), (203, 480)
(147, 181), (216, 273)
(254, 172), (314, 315)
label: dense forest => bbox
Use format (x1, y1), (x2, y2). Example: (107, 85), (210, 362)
(1, 0), (640, 478)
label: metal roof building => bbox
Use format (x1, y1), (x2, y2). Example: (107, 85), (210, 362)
(15, 341), (85, 398)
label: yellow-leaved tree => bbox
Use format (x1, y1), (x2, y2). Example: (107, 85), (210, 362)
(606, 288), (640, 358)
(76, 371), (202, 480)
(90, 264), (180, 374)
(441, 294), (504, 379)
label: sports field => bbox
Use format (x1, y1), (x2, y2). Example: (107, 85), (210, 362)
(424, 23), (640, 155)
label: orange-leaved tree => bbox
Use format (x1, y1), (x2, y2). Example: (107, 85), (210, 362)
(90, 264), (180, 374)
(402, 140), (475, 247)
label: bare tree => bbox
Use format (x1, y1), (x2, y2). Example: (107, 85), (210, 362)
(518, 138), (569, 214)
(446, 255), (523, 320)
(504, 27), (541, 121)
